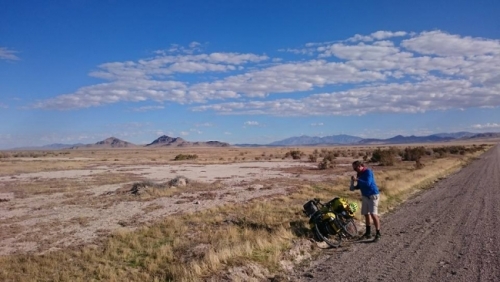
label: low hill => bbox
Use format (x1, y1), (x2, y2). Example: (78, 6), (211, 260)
(146, 135), (230, 147)
(71, 137), (137, 149)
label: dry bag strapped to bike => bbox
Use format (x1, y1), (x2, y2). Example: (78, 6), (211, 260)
(327, 197), (354, 218)
(303, 200), (319, 218)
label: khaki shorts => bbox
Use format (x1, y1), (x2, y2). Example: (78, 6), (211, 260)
(361, 194), (379, 215)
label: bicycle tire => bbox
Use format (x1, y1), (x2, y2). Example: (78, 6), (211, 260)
(340, 218), (358, 238)
(314, 221), (342, 248)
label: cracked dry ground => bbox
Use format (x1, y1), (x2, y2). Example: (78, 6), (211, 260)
(291, 144), (500, 282)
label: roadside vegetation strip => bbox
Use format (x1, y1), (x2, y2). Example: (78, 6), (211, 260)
(0, 146), (492, 281)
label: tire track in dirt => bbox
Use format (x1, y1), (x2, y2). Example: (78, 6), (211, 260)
(292, 145), (500, 282)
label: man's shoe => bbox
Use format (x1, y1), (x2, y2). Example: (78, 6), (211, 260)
(359, 232), (372, 240)
(359, 226), (372, 240)
(373, 233), (381, 242)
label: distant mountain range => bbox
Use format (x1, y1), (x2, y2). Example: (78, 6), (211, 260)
(6, 132), (500, 150)
(236, 132), (500, 147)
(268, 134), (362, 146)
(8, 136), (230, 150)
(69, 135), (230, 149)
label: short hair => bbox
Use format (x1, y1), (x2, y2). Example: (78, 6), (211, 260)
(352, 160), (364, 167)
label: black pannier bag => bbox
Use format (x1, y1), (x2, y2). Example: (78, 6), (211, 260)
(303, 200), (319, 217)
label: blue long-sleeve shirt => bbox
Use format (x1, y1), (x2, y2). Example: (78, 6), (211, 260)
(355, 168), (380, 197)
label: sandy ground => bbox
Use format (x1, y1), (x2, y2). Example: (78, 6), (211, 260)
(0, 161), (329, 255)
(290, 145), (500, 281)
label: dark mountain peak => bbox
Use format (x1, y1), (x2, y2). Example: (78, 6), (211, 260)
(70, 137), (136, 149)
(205, 141), (230, 147)
(146, 135), (230, 147)
(147, 135), (186, 146)
(96, 137), (125, 145)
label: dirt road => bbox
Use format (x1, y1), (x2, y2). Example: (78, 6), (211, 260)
(292, 145), (500, 282)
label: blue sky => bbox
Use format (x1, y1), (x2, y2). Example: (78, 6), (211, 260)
(1, 0), (500, 149)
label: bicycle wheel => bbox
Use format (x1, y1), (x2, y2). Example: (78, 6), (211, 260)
(314, 221), (342, 248)
(340, 218), (358, 238)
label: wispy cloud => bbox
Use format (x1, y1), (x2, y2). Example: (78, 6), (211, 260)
(0, 103), (8, 109)
(244, 121), (259, 126)
(195, 122), (214, 127)
(347, 31), (407, 42)
(32, 31), (500, 117)
(0, 47), (20, 61)
(131, 105), (165, 112)
(311, 122), (324, 126)
(471, 123), (500, 129)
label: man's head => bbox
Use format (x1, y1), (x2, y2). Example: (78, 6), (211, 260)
(352, 160), (364, 172)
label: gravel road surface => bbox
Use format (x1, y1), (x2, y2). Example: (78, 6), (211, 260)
(292, 145), (500, 282)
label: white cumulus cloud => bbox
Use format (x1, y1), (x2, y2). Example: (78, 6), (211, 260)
(32, 31), (500, 117)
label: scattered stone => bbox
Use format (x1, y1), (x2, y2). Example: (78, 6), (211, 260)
(249, 184), (264, 190)
(169, 176), (188, 187)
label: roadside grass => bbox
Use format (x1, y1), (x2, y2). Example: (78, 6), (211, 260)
(376, 151), (486, 213)
(0, 145), (492, 281)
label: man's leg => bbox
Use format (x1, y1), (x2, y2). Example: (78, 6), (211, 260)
(370, 214), (380, 231)
(361, 197), (372, 238)
(362, 214), (372, 238)
(370, 195), (381, 241)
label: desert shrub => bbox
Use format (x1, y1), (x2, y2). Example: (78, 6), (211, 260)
(370, 148), (398, 166)
(323, 151), (336, 162)
(174, 154), (198, 161)
(308, 154), (318, 162)
(318, 158), (335, 170)
(284, 150), (304, 160)
(402, 146), (426, 161)
(415, 159), (425, 169)
(317, 150), (336, 169)
(0, 152), (11, 158)
(130, 180), (169, 195)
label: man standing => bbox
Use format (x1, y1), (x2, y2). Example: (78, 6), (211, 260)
(350, 160), (381, 241)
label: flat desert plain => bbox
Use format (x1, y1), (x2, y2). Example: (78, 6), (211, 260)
(0, 147), (345, 255)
